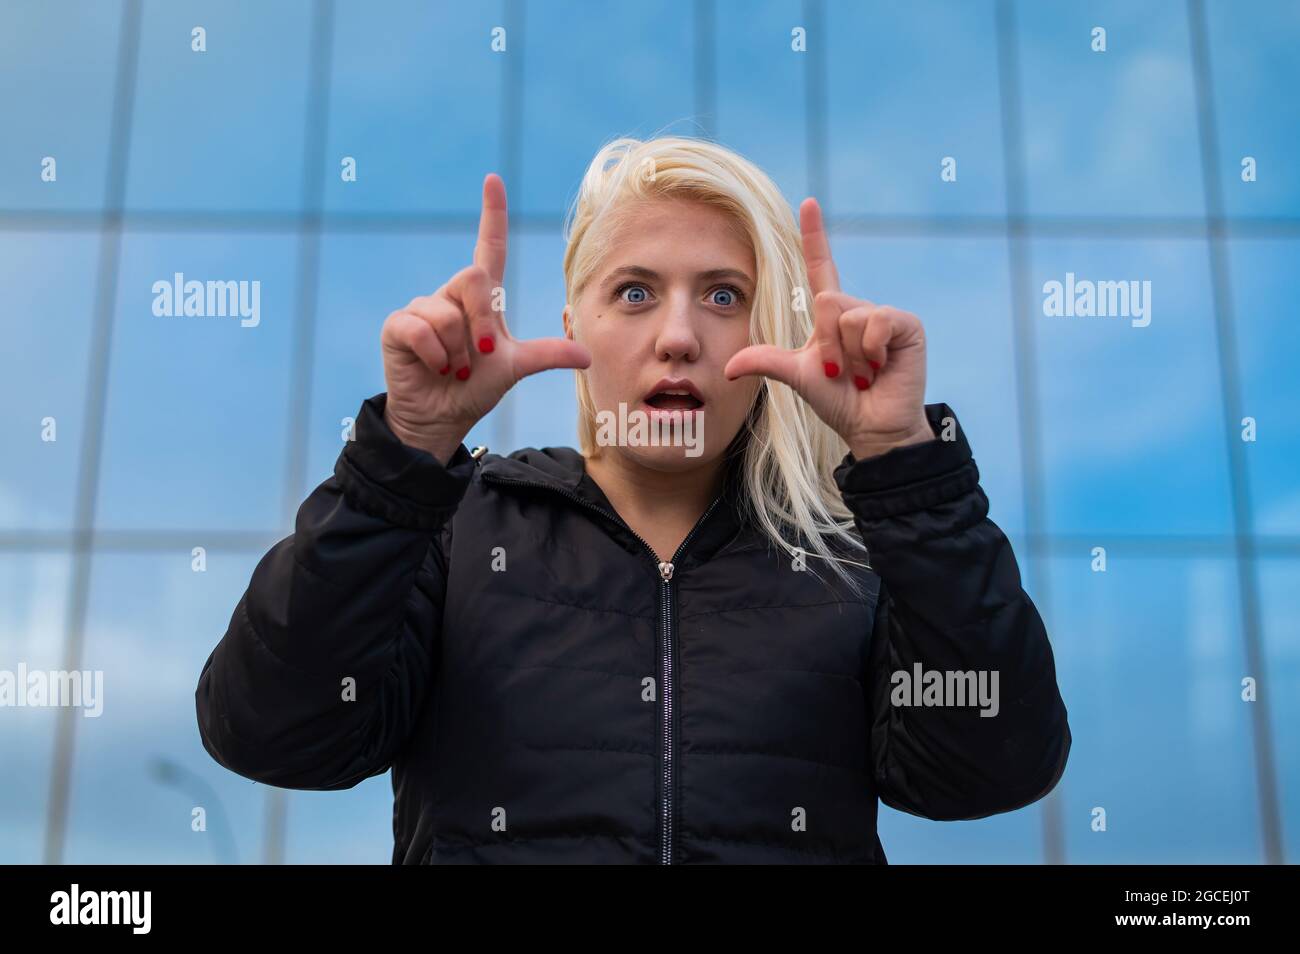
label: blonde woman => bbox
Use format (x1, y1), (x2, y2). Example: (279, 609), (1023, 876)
(196, 136), (1070, 864)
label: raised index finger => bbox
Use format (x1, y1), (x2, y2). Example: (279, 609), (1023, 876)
(799, 197), (841, 297)
(474, 173), (509, 287)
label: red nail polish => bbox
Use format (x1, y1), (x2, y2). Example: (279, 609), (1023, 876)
(824, 361), (840, 378)
(478, 336), (495, 354)
(439, 365), (450, 375)
(867, 360), (881, 371)
(455, 366), (470, 381)
(854, 374), (870, 390)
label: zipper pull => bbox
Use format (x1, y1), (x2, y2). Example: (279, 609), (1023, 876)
(658, 561), (674, 582)
(470, 445), (488, 466)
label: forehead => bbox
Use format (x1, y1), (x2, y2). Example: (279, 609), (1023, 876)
(601, 198), (754, 269)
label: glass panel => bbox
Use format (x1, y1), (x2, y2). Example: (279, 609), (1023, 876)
(1050, 554), (1261, 862)
(1258, 559), (1300, 863)
(1030, 237), (1233, 535)
(124, 0), (315, 212)
(833, 236), (1026, 534)
(0, 555), (71, 863)
(64, 551), (273, 863)
(1016, 1), (1204, 216)
(307, 231), (500, 498)
(715, 0), (811, 205)
(0, 1), (121, 210)
(517, 0), (695, 216)
(323, 0), (505, 215)
(0, 233), (100, 529)
(1206, 3), (1300, 216)
(96, 233), (298, 532)
(1227, 239), (1300, 535)
(510, 232), (580, 453)
(828, 0), (1006, 216)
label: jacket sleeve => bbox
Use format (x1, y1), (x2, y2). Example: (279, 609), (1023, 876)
(195, 392), (477, 790)
(834, 402), (1071, 821)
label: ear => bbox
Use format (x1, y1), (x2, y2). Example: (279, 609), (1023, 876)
(562, 304), (574, 340)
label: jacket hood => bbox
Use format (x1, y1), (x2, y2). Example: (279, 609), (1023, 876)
(477, 446), (589, 495)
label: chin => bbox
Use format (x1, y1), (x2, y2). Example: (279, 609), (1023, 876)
(616, 441), (720, 473)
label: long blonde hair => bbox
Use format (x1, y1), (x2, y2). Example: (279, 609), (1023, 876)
(562, 134), (871, 591)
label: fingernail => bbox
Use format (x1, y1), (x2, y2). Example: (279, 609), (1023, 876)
(439, 365), (450, 375)
(854, 374), (870, 390)
(455, 366), (470, 381)
(823, 361), (840, 378)
(478, 335), (495, 354)
(867, 360), (881, 371)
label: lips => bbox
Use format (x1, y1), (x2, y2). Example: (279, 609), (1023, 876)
(644, 378), (704, 411)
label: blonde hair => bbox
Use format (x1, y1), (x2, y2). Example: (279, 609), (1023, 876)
(561, 134), (872, 592)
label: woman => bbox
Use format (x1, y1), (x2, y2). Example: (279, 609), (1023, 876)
(195, 136), (1070, 864)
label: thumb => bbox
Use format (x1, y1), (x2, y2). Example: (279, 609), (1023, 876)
(725, 344), (802, 390)
(511, 337), (592, 380)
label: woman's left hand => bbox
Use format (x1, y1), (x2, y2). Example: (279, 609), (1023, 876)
(724, 197), (934, 460)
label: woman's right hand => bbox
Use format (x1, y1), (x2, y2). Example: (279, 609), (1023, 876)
(379, 173), (591, 464)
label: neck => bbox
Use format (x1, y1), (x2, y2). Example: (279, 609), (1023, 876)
(583, 448), (727, 559)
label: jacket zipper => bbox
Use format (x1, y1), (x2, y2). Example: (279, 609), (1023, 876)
(479, 470), (721, 864)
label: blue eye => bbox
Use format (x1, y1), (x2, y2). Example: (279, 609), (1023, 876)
(710, 285), (746, 307)
(617, 282), (649, 304)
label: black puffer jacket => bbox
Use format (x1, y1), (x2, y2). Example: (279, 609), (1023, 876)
(195, 392), (1070, 864)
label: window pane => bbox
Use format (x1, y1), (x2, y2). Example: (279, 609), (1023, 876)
(828, 0), (1006, 216)
(1258, 559), (1300, 863)
(284, 784), (393, 864)
(1050, 554), (1261, 862)
(96, 233), (297, 531)
(306, 231), (500, 499)
(715, 0), (809, 205)
(1016, 1), (1204, 216)
(0, 1), (121, 211)
(0, 555), (71, 863)
(833, 236), (1026, 535)
(1031, 238), (1233, 535)
(1228, 239), (1300, 535)
(124, 0), (315, 212)
(324, 0), (505, 215)
(64, 551), (274, 863)
(879, 799), (1046, 864)
(0, 232), (99, 530)
(1207, 3), (1300, 216)
(517, 0), (694, 216)
(510, 233), (580, 453)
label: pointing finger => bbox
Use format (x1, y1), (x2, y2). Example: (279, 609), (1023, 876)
(474, 173), (509, 288)
(799, 197), (841, 297)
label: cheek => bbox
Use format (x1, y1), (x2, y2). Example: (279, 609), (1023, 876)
(580, 317), (630, 395)
(720, 316), (755, 358)
(715, 379), (760, 426)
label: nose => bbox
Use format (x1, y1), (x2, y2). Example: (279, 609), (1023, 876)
(653, 292), (701, 363)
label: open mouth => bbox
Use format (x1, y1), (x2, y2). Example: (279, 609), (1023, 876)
(645, 391), (704, 410)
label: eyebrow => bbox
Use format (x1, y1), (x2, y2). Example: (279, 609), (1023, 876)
(599, 265), (755, 291)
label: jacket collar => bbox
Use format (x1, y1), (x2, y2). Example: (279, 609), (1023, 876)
(477, 447), (751, 568)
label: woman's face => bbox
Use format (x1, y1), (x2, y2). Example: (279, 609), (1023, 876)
(566, 198), (762, 472)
